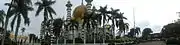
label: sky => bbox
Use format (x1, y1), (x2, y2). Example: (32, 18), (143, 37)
(0, 0), (180, 36)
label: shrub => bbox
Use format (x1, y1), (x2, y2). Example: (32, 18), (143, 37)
(75, 38), (83, 43)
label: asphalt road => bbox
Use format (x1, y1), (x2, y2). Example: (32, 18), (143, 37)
(30, 41), (166, 45)
(138, 41), (166, 45)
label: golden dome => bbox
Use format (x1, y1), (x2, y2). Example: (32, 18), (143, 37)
(72, 5), (87, 23)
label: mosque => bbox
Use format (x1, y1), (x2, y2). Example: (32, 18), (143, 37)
(39, 0), (95, 43)
(63, 0), (94, 41)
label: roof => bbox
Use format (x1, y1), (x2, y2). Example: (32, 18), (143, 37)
(72, 5), (87, 23)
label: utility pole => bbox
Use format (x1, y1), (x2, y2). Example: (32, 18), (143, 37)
(133, 7), (136, 29)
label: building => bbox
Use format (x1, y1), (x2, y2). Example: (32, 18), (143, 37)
(150, 33), (162, 39)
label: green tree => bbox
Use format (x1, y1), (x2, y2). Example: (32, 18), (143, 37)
(0, 10), (5, 27)
(161, 23), (180, 38)
(128, 27), (141, 37)
(67, 19), (79, 44)
(52, 18), (64, 37)
(115, 12), (129, 36)
(107, 8), (119, 40)
(87, 6), (102, 43)
(142, 28), (153, 40)
(35, 0), (56, 22)
(98, 5), (109, 43)
(52, 18), (64, 45)
(4, 0), (33, 42)
(82, 6), (99, 41)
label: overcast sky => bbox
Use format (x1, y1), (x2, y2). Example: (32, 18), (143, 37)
(0, 0), (180, 36)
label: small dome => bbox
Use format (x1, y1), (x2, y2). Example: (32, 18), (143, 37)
(72, 5), (87, 23)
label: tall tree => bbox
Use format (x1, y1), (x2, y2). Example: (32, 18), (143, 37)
(142, 28), (153, 40)
(35, 0), (56, 22)
(67, 19), (79, 44)
(0, 10), (5, 27)
(107, 8), (120, 39)
(98, 5), (109, 43)
(87, 6), (102, 43)
(4, 0), (33, 42)
(82, 6), (98, 41)
(115, 12), (129, 36)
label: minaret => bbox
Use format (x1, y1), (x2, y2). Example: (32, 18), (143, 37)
(40, 21), (45, 44)
(49, 19), (55, 45)
(66, 0), (72, 21)
(85, 0), (93, 14)
(65, 0), (72, 44)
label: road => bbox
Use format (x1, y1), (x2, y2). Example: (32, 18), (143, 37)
(138, 41), (166, 45)
(30, 41), (166, 45)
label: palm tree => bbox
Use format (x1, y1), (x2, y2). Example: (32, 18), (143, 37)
(4, 0), (33, 42)
(142, 28), (153, 40)
(115, 12), (129, 36)
(35, 0), (56, 22)
(107, 8), (120, 40)
(98, 5), (109, 43)
(0, 10), (5, 27)
(91, 6), (102, 44)
(82, 6), (98, 42)
(128, 27), (141, 37)
(1, 0), (19, 44)
(67, 19), (79, 44)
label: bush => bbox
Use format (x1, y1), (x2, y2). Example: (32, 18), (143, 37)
(66, 40), (73, 43)
(75, 38), (83, 43)
(95, 40), (103, 43)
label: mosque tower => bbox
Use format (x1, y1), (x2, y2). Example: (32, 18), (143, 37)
(66, 0), (72, 21)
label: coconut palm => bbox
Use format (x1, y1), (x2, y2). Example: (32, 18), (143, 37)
(0, 10), (5, 27)
(67, 19), (79, 44)
(98, 5), (109, 43)
(81, 6), (102, 43)
(91, 6), (102, 43)
(107, 8), (120, 40)
(35, 0), (56, 22)
(115, 12), (129, 36)
(4, 0), (33, 42)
